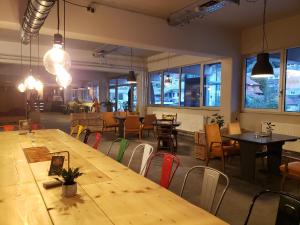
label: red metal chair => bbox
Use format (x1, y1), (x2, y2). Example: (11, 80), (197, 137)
(145, 152), (180, 189)
(93, 132), (102, 150)
(31, 123), (40, 130)
(3, 125), (15, 131)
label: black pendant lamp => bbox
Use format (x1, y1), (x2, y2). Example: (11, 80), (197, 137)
(251, 0), (274, 79)
(128, 48), (137, 84)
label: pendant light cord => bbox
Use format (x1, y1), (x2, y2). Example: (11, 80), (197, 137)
(64, 0), (66, 49)
(57, 0), (60, 33)
(262, 0), (269, 52)
(130, 48), (133, 70)
(30, 38), (32, 70)
(38, 34), (40, 74)
(20, 41), (23, 76)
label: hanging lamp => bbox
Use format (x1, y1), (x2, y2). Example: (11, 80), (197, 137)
(251, 0), (274, 79)
(18, 41), (26, 92)
(164, 51), (172, 86)
(127, 48), (136, 84)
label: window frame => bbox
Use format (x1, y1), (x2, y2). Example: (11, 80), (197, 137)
(147, 61), (221, 110)
(242, 46), (300, 115)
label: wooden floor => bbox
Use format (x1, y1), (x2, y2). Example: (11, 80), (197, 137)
(0, 129), (227, 225)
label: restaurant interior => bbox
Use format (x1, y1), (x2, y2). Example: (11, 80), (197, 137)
(1, 0), (300, 224)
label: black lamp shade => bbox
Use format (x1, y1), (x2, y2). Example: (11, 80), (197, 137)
(128, 71), (136, 83)
(251, 53), (274, 78)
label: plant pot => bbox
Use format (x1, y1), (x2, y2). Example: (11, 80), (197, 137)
(62, 183), (77, 197)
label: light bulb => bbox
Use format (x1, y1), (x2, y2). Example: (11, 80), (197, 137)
(24, 75), (36, 90)
(34, 80), (44, 91)
(55, 65), (72, 88)
(18, 83), (26, 92)
(43, 43), (71, 75)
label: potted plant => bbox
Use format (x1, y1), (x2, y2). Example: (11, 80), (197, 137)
(209, 113), (225, 129)
(265, 122), (275, 136)
(60, 167), (83, 197)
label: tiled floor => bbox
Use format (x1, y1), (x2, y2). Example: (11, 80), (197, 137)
(40, 112), (300, 225)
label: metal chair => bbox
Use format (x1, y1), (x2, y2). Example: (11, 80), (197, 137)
(82, 128), (92, 144)
(127, 144), (154, 176)
(145, 152), (180, 189)
(180, 166), (229, 215)
(3, 125), (15, 131)
(70, 124), (86, 139)
(244, 190), (300, 225)
(107, 138), (129, 163)
(156, 120), (176, 153)
(93, 132), (102, 150)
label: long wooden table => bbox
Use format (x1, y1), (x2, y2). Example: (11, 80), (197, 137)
(0, 129), (228, 225)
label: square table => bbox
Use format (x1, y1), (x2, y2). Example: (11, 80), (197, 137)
(222, 132), (299, 182)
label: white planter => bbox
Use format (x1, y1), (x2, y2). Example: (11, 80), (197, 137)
(62, 183), (77, 197)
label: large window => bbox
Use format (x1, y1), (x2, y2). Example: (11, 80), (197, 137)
(149, 72), (162, 104)
(203, 63), (221, 107)
(181, 65), (200, 107)
(285, 47), (300, 112)
(244, 53), (281, 109)
(163, 68), (180, 106)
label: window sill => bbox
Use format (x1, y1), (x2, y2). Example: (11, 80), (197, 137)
(241, 109), (300, 116)
(147, 105), (220, 111)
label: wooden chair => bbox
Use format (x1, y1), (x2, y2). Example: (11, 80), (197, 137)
(205, 123), (239, 171)
(124, 115), (141, 139)
(145, 152), (180, 189)
(93, 132), (102, 150)
(141, 114), (156, 137)
(279, 153), (300, 190)
(228, 122), (242, 147)
(127, 144), (154, 176)
(102, 112), (118, 133)
(180, 166), (229, 215)
(156, 121), (176, 153)
(3, 125), (15, 131)
(117, 111), (127, 117)
(107, 138), (129, 163)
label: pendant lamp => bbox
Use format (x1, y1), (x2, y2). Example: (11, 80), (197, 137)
(127, 48), (136, 84)
(251, 0), (274, 79)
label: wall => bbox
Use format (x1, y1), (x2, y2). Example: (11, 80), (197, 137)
(240, 13), (300, 131)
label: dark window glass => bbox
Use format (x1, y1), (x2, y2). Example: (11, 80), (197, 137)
(203, 63), (221, 107)
(163, 68), (180, 106)
(149, 72), (162, 104)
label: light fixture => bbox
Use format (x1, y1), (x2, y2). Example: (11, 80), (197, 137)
(43, 0), (71, 76)
(164, 51), (172, 86)
(251, 0), (274, 79)
(34, 79), (44, 91)
(18, 83), (26, 92)
(55, 64), (72, 88)
(127, 48), (136, 84)
(24, 74), (36, 90)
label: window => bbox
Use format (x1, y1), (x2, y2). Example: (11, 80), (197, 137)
(244, 53), (281, 109)
(149, 72), (162, 104)
(203, 63), (221, 107)
(180, 65), (200, 107)
(285, 47), (300, 112)
(163, 68), (180, 106)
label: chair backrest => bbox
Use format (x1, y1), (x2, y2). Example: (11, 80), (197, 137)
(93, 132), (102, 150)
(82, 128), (92, 143)
(3, 125), (15, 131)
(124, 116), (141, 130)
(107, 138), (129, 162)
(145, 152), (180, 189)
(244, 190), (300, 225)
(103, 112), (116, 126)
(162, 113), (177, 122)
(228, 122), (241, 135)
(127, 144), (154, 176)
(118, 111), (127, 117)
(205, 123), (222, 148)
(143, 114), (157, 126)
(76, 125), (86, 139)
(180, 166), (229, 215)
(156, 121), (174, 137)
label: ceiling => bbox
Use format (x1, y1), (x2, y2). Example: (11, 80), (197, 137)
(76, 0), (300, 28)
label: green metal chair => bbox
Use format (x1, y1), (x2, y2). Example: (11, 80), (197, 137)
(107, 138), (129, 162)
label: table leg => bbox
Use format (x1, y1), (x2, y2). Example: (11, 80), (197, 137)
(266, 142), (284, 175)
(239, 142), (257, 182)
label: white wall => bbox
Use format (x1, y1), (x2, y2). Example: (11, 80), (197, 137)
(240, 13), (300, 131)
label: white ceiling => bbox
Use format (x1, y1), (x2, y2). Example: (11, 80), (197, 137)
(77, 0), (300, 28)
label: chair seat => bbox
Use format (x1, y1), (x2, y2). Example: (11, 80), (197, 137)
(106, 123), (118, 127)
(142, 124), (154, 129)
(211, 145), (239, 157)
(280, 162), (300, 178)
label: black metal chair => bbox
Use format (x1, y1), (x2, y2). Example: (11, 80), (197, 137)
(244, 190), (300, 225)
(81, 128), (91, 144)
(156, 120), (175, 153)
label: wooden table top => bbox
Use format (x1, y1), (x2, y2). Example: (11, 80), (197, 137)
(0, 129), (227, 225)
(223, 132), (299, 145)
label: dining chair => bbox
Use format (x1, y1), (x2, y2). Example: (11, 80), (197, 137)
(279, 153), (300, 190)
(31, 122), (41, 130)
(3, 125), (15, 131)
(205, 123), (239, 171)
(93, 132), (102, 150)
(141, 114), (156, 137)
(228, 122), (241, 146)
(156, 120), (176, 153)
(180, 166), (229, 215)
(244, 190), (300, 225)
(145, 152), (180, 189)
(107, 138), (129, 162)
(102, 112), (118, 133)
(70, 125), (86, 139)
(124, 115), (141, 139)
(127, 143), (154, 176)
(82, 128), (92, 144)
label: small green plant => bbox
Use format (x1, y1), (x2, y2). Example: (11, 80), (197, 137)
(209, 113), (224, 128)
(60, 167), (83, 185)
(265, 122), (275, 133)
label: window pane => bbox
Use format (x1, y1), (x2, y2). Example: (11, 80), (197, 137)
(149, 72), (162, 104)
(163, 68), (180, 106)
(109, 79), (117, 86)
(285, 47), (300, 112)
(244, 53), (280, 109)
(109, 87), (116, 111)
(118, 78), (128, 85)
(180, 65), (200, 107)
(203, 63), (221, 107)
(117, 86), (130, 111)
(133, 86), (137, 111)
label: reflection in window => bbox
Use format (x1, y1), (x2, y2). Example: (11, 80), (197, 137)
(109, 87), (116, 111)
(203, 63), (221, 107)
(244, 53), (280, 109)
(117, 86), (130, 111)
(285, 47), (300, 112)
(149, 72), (162, 104)
(163, 68), (180, 106)
(180, 65), (200, 107)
